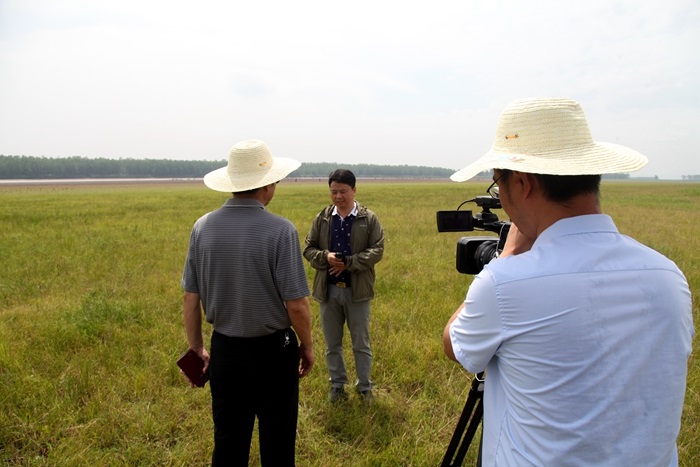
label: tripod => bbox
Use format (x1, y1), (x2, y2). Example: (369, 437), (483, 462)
(441, 373), (485, 467)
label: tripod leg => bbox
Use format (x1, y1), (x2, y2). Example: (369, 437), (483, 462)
(454, 399), (482, 466)
(441, 395), (478, 467)
(441, 373), (484, 467)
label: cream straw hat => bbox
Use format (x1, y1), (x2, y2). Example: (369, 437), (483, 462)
(204, 139), (301, 192)
(451, 98), (648, 182)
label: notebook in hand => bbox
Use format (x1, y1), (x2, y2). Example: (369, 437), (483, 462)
(177, 349), (208, 387)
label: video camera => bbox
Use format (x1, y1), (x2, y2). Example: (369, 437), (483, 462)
(436, 196), (511, 274)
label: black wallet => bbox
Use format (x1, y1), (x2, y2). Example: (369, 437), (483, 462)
(177, 349), (209, 387)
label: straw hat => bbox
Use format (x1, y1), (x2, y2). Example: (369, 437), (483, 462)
(204, 140), (301, 192)
(451, 98), (648, 182)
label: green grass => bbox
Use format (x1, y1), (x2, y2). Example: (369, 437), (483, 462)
(1, 180), (698, 466)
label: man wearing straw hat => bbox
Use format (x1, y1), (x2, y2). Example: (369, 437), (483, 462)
(181, 139), (314, 466)
(443, 98), (693, 466)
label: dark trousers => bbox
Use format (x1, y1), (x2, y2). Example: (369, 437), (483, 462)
(209, 329), (300, 466)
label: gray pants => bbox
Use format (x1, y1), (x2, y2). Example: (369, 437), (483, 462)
(320, 284), (373, 392)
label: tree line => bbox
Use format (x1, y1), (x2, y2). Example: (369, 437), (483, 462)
(0, 155), (455, 180)
(1, 155), (650, 180)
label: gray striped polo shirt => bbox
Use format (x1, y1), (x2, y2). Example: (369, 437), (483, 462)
(182, 197), (310, 337)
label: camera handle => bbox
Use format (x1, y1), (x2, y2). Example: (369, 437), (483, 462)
(441, 372), (485, 467)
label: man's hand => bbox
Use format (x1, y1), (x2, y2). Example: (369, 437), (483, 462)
(180, 347), (210, 388)
(298, 343), (315, 377)
(327, 252), (347, 276)
(286, 297), (314, 377)
(182, 291), (209, 387)
(500, 223), (535, 258)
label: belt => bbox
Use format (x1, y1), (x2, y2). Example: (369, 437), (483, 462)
(212, 328), (295, 349)
(333, 281), (348, 288)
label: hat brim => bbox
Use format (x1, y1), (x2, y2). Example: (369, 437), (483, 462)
(203, 157), (301, 192)
(450, 142), (648, 182)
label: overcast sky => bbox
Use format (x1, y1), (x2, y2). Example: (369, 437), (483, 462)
(1, 0), (698, 179)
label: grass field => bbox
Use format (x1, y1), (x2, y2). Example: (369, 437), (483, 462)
(0, 180), (698, 466)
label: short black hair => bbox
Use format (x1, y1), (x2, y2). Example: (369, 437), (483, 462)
(499, 169), (601, 203)
(328, 169), (356, 188)
(233, 186), (263, 195)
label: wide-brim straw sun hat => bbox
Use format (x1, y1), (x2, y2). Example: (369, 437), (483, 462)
(450, 97), (648, 182)
(204, 139), (301, 192)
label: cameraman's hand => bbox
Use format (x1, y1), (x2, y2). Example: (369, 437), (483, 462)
(500, 223), (535, 258)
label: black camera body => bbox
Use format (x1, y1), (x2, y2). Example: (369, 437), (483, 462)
(437, 196), (510, 274)
(334, 252), (347, 264)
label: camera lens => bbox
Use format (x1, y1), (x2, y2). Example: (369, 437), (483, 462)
(474, 241), (498, 271)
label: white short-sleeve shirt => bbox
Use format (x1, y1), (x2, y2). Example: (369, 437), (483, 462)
(450, 214), (694, 466)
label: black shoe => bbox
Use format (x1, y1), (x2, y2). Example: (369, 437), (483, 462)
(359, 389), (373, 405)
(329, 386), (346, 403)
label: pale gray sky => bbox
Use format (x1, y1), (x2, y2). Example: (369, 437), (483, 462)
(1, 0), (699, 179)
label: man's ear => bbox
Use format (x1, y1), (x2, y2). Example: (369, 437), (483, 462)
(258, 183), (274, 200)
(517, 172), (537, 200)
(507, 172), (541, 204)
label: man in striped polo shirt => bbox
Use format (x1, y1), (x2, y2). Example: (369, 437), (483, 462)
(181, 140), (314, 466)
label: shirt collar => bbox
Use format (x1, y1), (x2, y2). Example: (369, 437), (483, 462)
(534, 214), (619, 248)
(331, 201), (358, 218)
(225, 198), (265, 209)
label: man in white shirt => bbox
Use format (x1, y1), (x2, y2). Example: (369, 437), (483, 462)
(443, 98), (694, 466)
